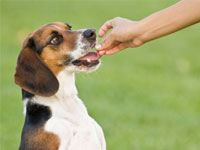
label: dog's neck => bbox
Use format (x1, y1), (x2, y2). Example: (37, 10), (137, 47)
(56, 69), (78, 99)
(32, 69), (88, 115)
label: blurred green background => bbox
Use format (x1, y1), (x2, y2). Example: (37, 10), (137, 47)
(1, 0), (200, 149)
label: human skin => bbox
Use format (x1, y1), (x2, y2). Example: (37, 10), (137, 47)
(95, 0), (200, 55)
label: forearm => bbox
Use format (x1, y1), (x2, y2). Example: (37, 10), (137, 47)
(137, 0), (200, 43)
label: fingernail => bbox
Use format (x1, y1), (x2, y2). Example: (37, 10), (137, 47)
(95, 44), (101, 50)
(98, 31), (103, 37)
(99, 51), (105, 56)
(105, 51), (111, 55)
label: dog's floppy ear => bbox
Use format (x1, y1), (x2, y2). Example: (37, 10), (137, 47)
(14, 38), (59, 97)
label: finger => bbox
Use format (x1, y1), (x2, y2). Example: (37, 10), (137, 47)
(96, 32), (115, 50)
(98, 50), (106, 56)
(105, 42), (130, 55)
(95, 44), (102, 50)
(100, 31), (122, 50)
(98, 20), (113, 37)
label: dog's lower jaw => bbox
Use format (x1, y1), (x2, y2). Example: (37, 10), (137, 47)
(65, 60), (101, 73)
(31, 69), (106, 150)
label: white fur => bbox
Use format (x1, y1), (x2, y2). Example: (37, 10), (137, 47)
(23, 98), (29, 115)
(69, 30), (90, 60)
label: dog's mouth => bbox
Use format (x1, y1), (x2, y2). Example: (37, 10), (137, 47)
(72, 52), (100, 67)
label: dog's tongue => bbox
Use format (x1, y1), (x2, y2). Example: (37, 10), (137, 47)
(78, 52), (100, 61)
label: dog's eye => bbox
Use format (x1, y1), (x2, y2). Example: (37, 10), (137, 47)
(50, 37), (60, 45)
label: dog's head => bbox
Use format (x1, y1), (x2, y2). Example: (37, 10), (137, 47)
(14, 22), (100, 97)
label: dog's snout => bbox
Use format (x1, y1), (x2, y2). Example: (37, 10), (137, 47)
(83, 29), (96, 39)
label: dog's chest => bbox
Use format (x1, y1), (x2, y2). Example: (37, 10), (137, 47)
(46, 114), (103, 150)
(34, 95), (105, 150)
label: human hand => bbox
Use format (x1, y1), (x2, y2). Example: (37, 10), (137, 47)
(95, 17), (144, 55)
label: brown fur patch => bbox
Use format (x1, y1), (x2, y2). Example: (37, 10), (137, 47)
(24, 127), (60, 150)
(40, 46), (67, 75)
(51, 22), (71, 30)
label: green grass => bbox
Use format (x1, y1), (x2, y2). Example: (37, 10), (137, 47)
(1, 0), (200, 149)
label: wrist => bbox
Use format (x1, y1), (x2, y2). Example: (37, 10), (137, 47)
(129, 21), (147, 47)
(133, 12), (160, 44)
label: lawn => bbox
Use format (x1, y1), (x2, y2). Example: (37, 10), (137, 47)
(1, 0), (200, 150)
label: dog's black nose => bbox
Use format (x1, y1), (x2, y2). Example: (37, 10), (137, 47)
(83, 29), (96, 39)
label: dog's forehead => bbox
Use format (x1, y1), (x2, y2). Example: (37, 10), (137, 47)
(50, 22), (70, 30)
(37, 24), (67, 35)
(32, 22), (69, 37)
(43, 22), (71, 32)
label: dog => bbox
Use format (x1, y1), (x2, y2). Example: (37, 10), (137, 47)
(14, 22), (106, 150)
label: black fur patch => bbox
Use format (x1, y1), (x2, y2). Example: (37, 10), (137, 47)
(36, 48), (43, 55)
(26, 38), (43, 55)
(22, 89), (34, 99)
(64, 23), (72, 30)
(26, 38), (35, 50)
(25, 101), (51, 126)
(19, 101), (52, 150)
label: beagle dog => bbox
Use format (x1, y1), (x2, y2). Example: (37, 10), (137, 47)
(14, 22), (106, 150)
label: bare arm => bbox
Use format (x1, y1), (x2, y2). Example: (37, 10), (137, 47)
(139, 0), (200, 42)
(95, 0), (200, 55)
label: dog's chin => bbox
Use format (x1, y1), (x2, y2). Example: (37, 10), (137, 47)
(73, 61), (101, 73)
(66, 62), (101, 73)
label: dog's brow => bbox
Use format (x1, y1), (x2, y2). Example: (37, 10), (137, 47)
(51, 31), (59, 35)
(64, 23), (72, 30)
(51, 25), (64, 30)
(45, 31), (56, 42)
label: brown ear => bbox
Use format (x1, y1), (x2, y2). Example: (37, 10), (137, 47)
(14, 38), (59, 97)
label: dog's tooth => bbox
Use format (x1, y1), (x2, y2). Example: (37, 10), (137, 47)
(87, 58), (91, 63)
